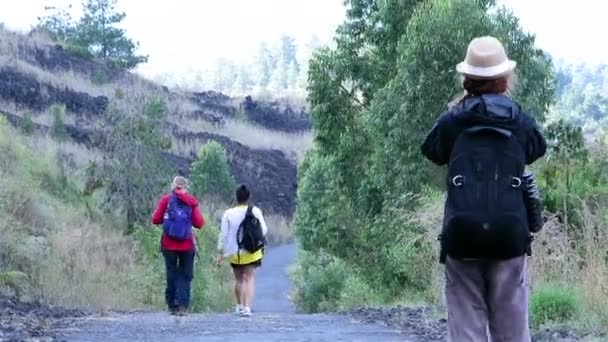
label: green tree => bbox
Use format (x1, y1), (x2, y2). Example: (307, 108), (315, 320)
(101, 93), (171, 232)
(190, 141), (235, 204)
(366, 0), (554, 207)
(50, 104), (68, 141)
(20, 113), (34, 135)
(297, 0), (555, 307)
(75, 0), (148, 68)
(36, 0), (147, 68)
(255, 42), (274, 88)
(36, 5), (76, 42)
(306, 0), (422, 213)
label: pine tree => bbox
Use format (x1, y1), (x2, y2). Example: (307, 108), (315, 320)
(36, 0), (147, 68)
(256, 42), (274, 88)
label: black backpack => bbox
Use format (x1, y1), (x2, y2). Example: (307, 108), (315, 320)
(441, 125), (529, 260)
(237, 205), (265, 253)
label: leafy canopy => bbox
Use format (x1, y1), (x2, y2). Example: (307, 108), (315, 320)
(190, 141), (236, 204)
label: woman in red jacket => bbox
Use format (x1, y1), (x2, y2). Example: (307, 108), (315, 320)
(152, 176), (205, 315)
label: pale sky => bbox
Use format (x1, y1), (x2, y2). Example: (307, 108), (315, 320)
(1, 0), (607, 79)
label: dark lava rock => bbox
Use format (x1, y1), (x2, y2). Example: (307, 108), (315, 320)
(189, 110), (226, 128)
(170, 127), (297, 217)
(348, 306), (604, 342)
(0, 67), (108, 115)
(241, 96), (312, 133)
(28, 42), (125, 82)
(347, 306), (446, 342)
(1, 111), (297, 217)
(189, 91), (236, 118)
(0, 295), (87, 341)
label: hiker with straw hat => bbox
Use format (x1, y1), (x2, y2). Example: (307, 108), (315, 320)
(421, 36), (547, 341)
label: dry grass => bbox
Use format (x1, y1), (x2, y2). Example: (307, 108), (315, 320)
(1, 26), (311, 169)
(0, 27), (202, 116)
(173, 118), (313, 163)
(529, 203), (608, 329)
(413, 188), (608, 331)
(34, 222), (143, 310)
(29, 133), (103, 169)
(265, 214), (295, 246)
(406, 190), (446, 305)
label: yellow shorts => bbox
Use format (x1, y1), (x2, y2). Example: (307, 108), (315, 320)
(228, 249), (263, 265)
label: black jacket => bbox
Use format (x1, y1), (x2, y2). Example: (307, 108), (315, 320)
(421, 94), (547, 166)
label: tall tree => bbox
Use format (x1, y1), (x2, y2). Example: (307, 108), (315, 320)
(255, 42), (274, 88)
(75, 0), (148, 68)
(279, 35), (299, 74)
(101, 92), (171, 232)
(298, 0), (555, 301)
(36, 0), (147, 68)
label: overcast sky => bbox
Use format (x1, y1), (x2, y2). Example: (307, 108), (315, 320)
(1, 0), (607, 79)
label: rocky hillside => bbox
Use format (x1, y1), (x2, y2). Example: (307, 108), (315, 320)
(0, 28), (312, 216)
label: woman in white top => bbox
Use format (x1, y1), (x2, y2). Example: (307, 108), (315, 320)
(216, 184), (268, 317)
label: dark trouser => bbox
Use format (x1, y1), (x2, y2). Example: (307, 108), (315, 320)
(162, 249), (195, 309)
(445, 256), (530, 342)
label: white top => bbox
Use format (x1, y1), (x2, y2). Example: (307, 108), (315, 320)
(218, 205), (268, 257)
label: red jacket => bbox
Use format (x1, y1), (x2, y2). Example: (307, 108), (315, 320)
(152, 191), (205, 251)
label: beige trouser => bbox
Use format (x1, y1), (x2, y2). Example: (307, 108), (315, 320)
(445, 256), (531, 342)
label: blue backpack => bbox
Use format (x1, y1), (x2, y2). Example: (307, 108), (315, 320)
(163, 195), (193, 240)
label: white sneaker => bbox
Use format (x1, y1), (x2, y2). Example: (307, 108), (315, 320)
(240, 306), (252, 317)
(234, 305), (243, 315)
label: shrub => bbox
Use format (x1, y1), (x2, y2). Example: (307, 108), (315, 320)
(264, 214), (295, 246)
(190, 223), (233, 312)
(530, 284), (580, 327)
(20, 113), (34, 134)
(0, 271), (29, 297)
(190, 141), (235, 204)
(338, 273), (382, 310)
(50, 104), (68, 141)
(292, 250), (349, 313)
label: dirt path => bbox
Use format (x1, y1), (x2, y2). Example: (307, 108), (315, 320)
(58, 243), (412, 342)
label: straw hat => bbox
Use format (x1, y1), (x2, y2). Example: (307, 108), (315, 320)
(456, 36), (516, 79)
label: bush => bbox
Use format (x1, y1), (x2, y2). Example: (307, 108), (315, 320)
(292, 250), (349, 313)
(0, 271), (29, 297)
(20, 113), (34, 134)
(293, 250), (383, 313)
(530, 284), (580, 327)
(190, 223), (233, 312)
(50, 104), (68, 141)
(190, 141), (235, 204)
(338, 273), (382, 310)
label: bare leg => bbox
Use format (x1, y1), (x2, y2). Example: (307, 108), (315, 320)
(243, 266), (256, 308)
(232, 267), (243, 306)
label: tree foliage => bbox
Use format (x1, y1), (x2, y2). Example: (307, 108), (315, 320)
(36, 0), (148, 68)
(190, 141), (235, 204)
(50, 104), (68, 141)
(296, 0), (555, 308)
(549, 63), (608, 136)
(99, 93), (171, 232)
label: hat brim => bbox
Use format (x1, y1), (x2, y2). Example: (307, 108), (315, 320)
(456, 60), (516, 79)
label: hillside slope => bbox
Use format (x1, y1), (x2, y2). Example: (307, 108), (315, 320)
(0, 28), (311, 216)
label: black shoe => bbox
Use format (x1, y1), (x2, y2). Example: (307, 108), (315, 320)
(169, 306), (179, 315)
